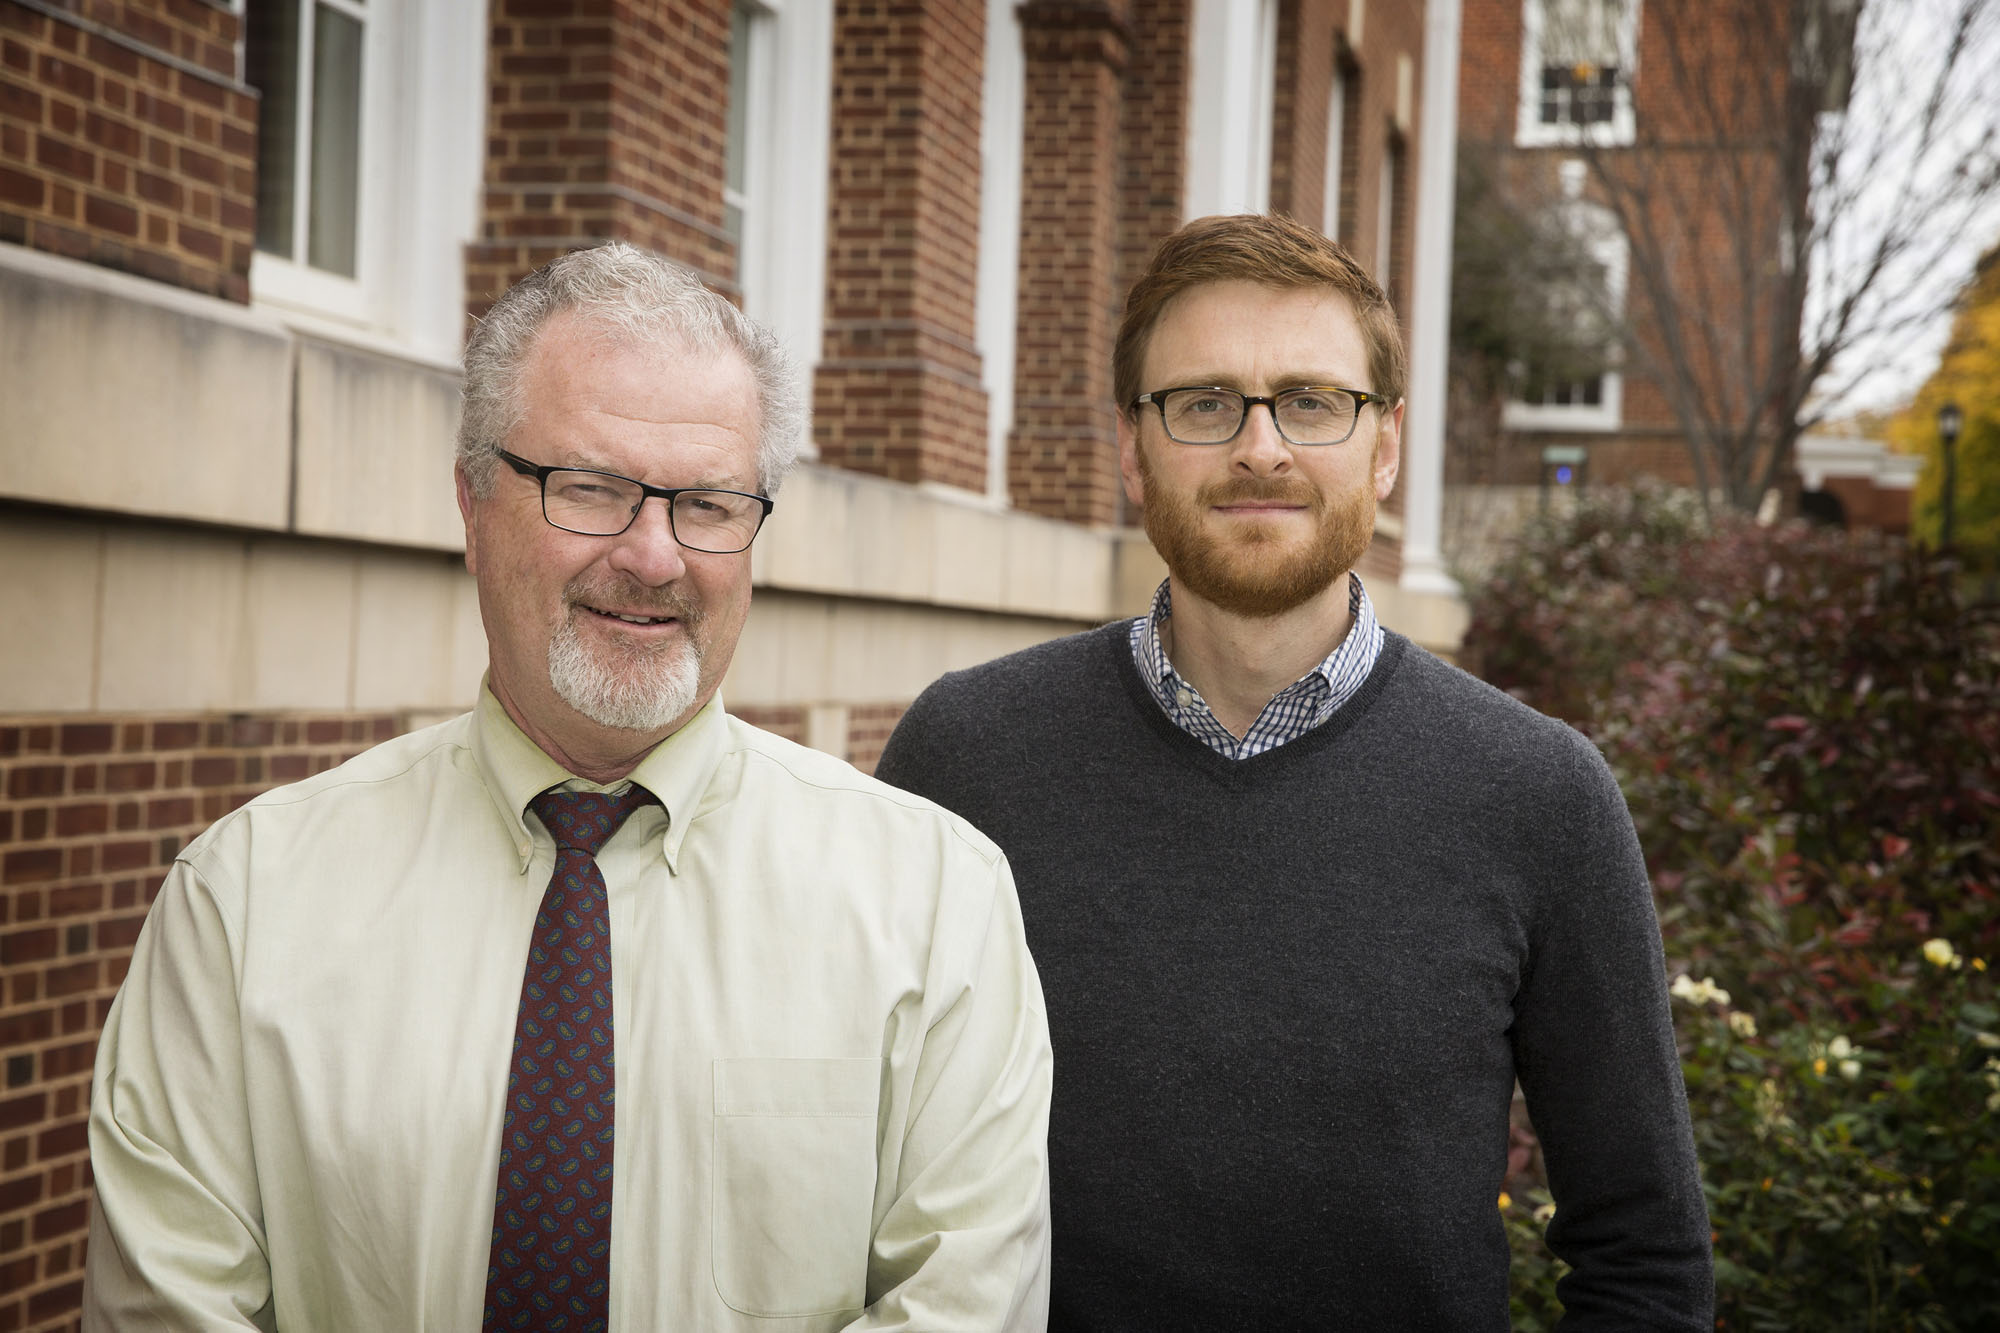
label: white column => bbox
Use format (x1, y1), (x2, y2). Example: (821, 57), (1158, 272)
(1184, 0), (1277, 219)
(1400, 0), (1462, 598)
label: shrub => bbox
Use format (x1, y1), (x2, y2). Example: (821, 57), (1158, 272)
(1465, 489), (2000, 1328)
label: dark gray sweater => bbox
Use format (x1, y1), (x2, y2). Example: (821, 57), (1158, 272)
(876, 623), (1711, 1331)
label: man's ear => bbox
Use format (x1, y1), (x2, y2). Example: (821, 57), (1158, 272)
(1373, 400), (1404, 502)
(455, 462), (480, 577)
(1118, 411), (1147, 511)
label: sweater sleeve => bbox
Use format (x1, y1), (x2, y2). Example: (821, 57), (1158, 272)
(1510, 736), (1713, 1331)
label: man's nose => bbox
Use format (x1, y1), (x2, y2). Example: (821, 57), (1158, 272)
(1230, 401), (1292, 476)
(604, 495), (690, 585)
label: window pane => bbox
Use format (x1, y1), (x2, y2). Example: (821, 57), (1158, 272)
(307, 3), (364, 277)
(247, 0), (302, 258)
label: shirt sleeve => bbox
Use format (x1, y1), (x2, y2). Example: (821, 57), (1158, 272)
(1511, 744), (1714, 1331)
(84, 857), (277, 1331)
(846, 846), (1053, 1332)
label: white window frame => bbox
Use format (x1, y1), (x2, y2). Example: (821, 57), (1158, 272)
(1376, 141), (1395, 288)
(1323, 64), (1346, 238)
(1515, 0), (1641, 148)
(977, 0), (1025, 504)
(727, 0), (833, 410)
(247, 0), (486, 364)
(1184, 0), (1278, 219)
(1503, 187), (1629, 432)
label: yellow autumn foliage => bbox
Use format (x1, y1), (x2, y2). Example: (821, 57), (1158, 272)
(1887, 247), (2000, 555)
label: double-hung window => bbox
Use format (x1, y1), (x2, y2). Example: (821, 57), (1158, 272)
(723, 0), (833, 391)
(1516, 0), (1639, 147)
(244, 0), (485, 361)
(1503, 172), (1629, 432)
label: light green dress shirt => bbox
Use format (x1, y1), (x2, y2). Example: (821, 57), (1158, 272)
(84, 688), (1052, 1331)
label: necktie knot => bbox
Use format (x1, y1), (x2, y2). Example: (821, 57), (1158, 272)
(530, 785), (657, 857)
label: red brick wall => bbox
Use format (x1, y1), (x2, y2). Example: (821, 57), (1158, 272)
(1270, 0), (1334, 225)
(0, 711), (405, 1333)
(467, 0), (737, 318)
(1457, 0), (1797, 494)
(812, 0), (991, 492)
(0, 0), (257, 301)
(844, 702), (907, 777)
(729, 703), (807, 746)
(1007, 0), (1130, 526)
(1114, 0), (1186, 297)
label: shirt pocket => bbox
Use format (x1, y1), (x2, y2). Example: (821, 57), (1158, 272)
(711, 1057), (883, 1318)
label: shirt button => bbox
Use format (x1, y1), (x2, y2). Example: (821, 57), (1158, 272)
(1175, 688), (1193, 707)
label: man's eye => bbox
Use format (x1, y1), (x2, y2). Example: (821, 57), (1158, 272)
(1186, 396), (1229, 414)
(556, 481), (623, 502)
(683, 494), (727, 515)
(1286, 395), (1331, 414)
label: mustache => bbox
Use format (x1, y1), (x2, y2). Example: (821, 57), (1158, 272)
(1195, 477), (1323, 509)
(564, 575), (705, 626)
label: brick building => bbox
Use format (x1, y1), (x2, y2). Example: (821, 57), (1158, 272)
(0, 1), (1464, 1322)
(1449, 0), (1848, 565)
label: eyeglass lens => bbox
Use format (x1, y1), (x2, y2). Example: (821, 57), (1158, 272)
(542, 471), (765, 551)
(1160, 388), (1359, 444)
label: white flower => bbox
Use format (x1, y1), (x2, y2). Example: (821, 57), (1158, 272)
(1670, 974), (1730, 1006)
(1828, 1035), (1853, 1059)
(1839, 1059), (1861, 1080)
(1533, 1202), (1557, 1225)
(1923, 939), (1960, 970)
(1728, 1012), (1758, 1039)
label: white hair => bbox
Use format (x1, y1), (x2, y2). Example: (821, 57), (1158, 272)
(457, 241), (804, 496)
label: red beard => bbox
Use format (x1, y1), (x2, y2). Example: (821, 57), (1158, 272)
(1136, 447), (1376, 618)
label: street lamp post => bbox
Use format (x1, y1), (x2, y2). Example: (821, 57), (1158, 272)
(1938, 402), (1963, 548)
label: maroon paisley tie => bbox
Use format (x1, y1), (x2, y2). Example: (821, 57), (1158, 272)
(482, 784), (656, 1332)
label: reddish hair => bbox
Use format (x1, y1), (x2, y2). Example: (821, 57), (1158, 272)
(1112, 213), (1406, 412)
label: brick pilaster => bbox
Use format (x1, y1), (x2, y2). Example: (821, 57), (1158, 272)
(812, 0), (989, 492)
(1115, 0), (1189, 302)
(1008, 0), (1129, 526)
(467, 0), (737, 320)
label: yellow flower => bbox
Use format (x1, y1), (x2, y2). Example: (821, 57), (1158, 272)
(1761, 1177), (1773, 1191)
(1813, 1058), (1828, 1076)
(1975, 957), (1988, 972)
(1923, 938), (1960, 969)
(1498, 1192), (1512, 1210)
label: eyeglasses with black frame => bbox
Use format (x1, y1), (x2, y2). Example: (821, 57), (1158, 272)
(493, 448), (775, 553)
(1131, 385), (1394, 447)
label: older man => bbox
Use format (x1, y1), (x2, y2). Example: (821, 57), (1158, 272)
(876, 214), (1711, 1329)
(85, 243), (1052, 1331)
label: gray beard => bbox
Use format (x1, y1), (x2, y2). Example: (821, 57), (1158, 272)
(547, 608), (702, 732)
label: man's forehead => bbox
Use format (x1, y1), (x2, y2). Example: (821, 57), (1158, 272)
(1145, 281), (1366, 372)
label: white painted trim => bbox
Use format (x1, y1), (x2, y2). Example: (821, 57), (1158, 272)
(1400, 0), (1463, 599)
(1185, 0), (1277, 219)
(737, 0), (832, 430)
(1514, 0), (1640, 148)
(1323, 65), (1346, 237)
(1376, 146), (1395, 287)
(978, 0), (1025, 503)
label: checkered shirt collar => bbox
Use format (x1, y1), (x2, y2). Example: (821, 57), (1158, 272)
(1130, 574), (1385, 760)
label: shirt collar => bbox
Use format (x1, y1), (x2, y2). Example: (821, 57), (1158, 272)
(1138, 574), (1372, 694)
(470, 678), (729, 875)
